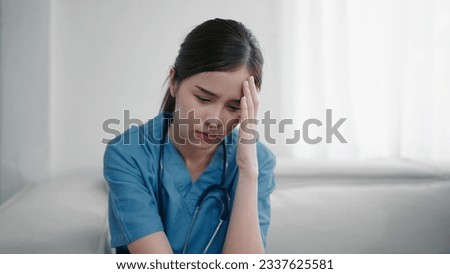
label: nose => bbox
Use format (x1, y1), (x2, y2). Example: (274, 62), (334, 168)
(204, 107), (223, 131)
(205, 117), (221, 131)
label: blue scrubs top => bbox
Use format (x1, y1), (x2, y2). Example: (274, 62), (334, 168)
(103, 112), (276, 253)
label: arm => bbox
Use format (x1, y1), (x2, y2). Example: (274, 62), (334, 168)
(222, 76), (265, 254)
(222, 172), (263, 253)
(128, 231), (174, 254)
(104, 135), (171, 254)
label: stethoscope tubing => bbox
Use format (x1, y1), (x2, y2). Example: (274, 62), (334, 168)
(158, 118), (230, 253)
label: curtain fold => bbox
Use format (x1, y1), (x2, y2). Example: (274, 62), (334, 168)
(274, 0), (450, 165)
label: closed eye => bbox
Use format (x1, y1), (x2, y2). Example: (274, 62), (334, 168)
(227, 105), (240, 112)
(194, 95), (212, 103)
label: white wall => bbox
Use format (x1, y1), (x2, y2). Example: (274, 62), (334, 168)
(50, 0), (285, 177)
(0, 0), (51, 203)
(0, 0), (284, 203)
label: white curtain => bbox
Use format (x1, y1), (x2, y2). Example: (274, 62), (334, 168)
(273, 0), (450, 165)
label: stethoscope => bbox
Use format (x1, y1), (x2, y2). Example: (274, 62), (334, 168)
(157, 118), (230, 254)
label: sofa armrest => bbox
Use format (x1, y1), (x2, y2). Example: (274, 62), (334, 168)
(0, 173), (109, 254)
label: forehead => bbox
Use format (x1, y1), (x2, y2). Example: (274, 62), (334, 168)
(183, 67), (251, 96)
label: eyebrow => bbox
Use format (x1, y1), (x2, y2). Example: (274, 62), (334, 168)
(195, 85), (241, 104)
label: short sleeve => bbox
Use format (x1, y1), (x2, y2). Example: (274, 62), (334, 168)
(256, 143), (277, 247)
(103, 139), (163, 248)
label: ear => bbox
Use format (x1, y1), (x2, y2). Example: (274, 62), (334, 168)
(169, 67), (178, 97)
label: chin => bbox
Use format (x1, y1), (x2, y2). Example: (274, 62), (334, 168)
(187, 136), (222, 149)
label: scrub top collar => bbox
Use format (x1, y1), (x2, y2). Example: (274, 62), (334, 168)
(158, 112), (230, 216)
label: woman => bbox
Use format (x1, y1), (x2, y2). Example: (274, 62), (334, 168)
(103, 18), (276, 254)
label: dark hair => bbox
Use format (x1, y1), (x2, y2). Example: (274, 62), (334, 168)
(160, 18), (264, 113)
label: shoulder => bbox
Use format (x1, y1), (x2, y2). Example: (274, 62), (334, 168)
(256, 141), (276, 195)
(256, 141), (276, 169)
(103, 112), (169, 164)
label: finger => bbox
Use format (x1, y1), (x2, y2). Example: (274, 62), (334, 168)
(239, 96), (256, 145)
(248, 76), (259, 116)
(240, 96), (249, 137)
(243, 80), (254, 120)
(240, 96), (248, 123)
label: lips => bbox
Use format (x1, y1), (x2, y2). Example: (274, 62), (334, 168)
(195, 131), (223, 142)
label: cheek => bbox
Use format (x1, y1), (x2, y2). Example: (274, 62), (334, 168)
(174, 94), (197, 117)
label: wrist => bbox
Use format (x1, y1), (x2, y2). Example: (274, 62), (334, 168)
(239, 168), (258, 181)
